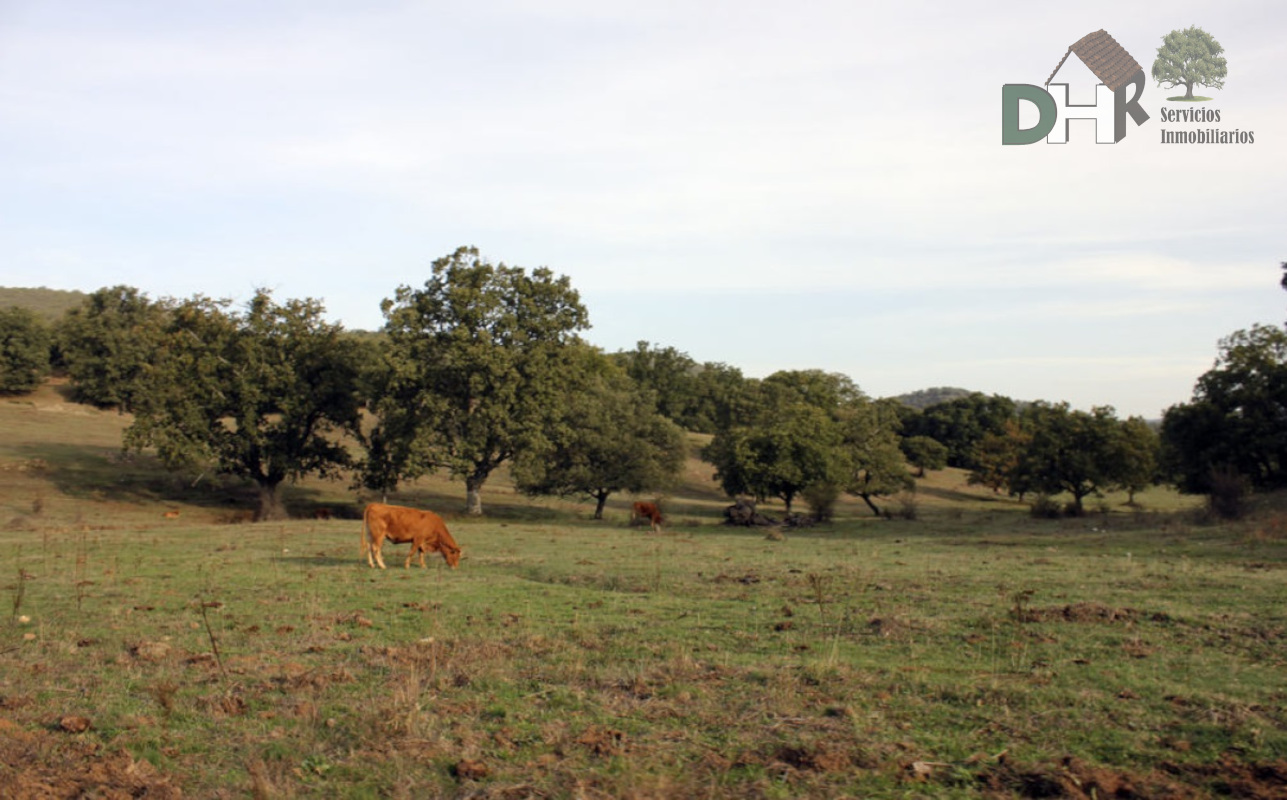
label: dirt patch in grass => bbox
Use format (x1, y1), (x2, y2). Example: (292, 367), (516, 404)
(0, 719), (183, 799)
(1017, 603), (1170, 624)
(975, 754), (1287, 799)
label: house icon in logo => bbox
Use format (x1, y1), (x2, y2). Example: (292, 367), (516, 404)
(1002, 29), (1150, 144)
(1045, 29), (1144, 94)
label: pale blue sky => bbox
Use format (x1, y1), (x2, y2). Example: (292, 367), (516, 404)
(2, 1), (1283, 417)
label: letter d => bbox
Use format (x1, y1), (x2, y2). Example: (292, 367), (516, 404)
(1002, 84), (1056, 145)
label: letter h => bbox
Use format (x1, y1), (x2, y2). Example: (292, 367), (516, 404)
(1044, 83), (1115, 144)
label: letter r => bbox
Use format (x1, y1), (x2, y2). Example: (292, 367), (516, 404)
(1114, 70), (1149, 143)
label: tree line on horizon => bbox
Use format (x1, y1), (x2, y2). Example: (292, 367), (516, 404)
(1, 249), (1284, 521)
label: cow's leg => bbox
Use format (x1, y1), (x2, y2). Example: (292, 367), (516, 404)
(404, 545), (413, 569)
(374, 540), (388, 569)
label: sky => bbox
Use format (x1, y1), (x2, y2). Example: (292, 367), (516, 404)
(2, 1), (1283, 418)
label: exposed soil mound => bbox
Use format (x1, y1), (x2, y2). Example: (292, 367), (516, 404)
(977, 754), (1287, 799)
(1017, 603), (1170, 624)
(0, 720), (182, 799)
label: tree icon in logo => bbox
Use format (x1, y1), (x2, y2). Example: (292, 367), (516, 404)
(1152, 26), (1227, 101)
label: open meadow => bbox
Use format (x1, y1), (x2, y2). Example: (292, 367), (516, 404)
(2, 385), (1286, 798)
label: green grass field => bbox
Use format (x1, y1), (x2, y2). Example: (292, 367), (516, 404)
(2, 384), (1285, 798)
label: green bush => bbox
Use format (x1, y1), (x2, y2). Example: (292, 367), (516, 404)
(1029, 495), (1062, 519)
(1207, 465), (1249, 520)
(801, 482), (841, 522)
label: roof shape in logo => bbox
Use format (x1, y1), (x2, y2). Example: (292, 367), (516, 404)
(1045, 29), (1143, 92)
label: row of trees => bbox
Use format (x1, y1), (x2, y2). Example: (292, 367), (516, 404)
(18, 248), (686, 520)
(702, 371), (908, 517)
(6, 250), (1285, 521)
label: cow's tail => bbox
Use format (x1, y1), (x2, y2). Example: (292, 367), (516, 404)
(360, 506), (370, 558)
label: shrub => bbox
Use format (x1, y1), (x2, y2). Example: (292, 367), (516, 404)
(1207, 465), (1249, 520)
(801, 482), (841, 522)
(893, 490), (919, 521)
(1029, 495), (1062, 519)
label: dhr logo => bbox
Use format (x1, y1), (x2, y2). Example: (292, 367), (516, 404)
(1002, 29), (1150, 144)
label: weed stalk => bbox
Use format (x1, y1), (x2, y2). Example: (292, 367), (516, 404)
(198, 596), (228, 681)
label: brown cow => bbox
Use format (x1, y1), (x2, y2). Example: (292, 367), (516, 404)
(630, 501), (663, 532)
(361, 503), (462, 569)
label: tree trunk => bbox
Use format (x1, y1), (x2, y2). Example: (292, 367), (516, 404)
(1071, 492), (1086, 516)
(465, 474), (486, 516)
(859, 493), (882, 516)
(1184, 82), (1194, 99)
(593, 491), (609, 520)
(255, 481), (289, 521)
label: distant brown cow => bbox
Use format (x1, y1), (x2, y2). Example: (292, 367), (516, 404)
(162, 510), (181, 520)
(361, 503), (462, 570)
(313, 508), (333, 520)
(630, 501), (663, 532)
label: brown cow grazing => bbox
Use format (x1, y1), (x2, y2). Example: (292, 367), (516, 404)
(361, 503), (462, 570)
(313, 507), (333, 520)
(630, 501), (663, 532)
(162, 510), (181, 520)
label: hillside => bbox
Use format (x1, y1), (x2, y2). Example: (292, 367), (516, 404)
(0, 286), (87, 323)
(888, 386), (975, 408)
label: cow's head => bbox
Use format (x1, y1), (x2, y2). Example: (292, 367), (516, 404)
(443, 545), (462, 569)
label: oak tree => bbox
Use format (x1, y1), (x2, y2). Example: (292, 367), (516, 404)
(124, 291), (362, 521)
(0, 307), (51, 394)
(511, 346), (686, 518)
(56, 285), (170, 410)
(1152, 26), (1227, 100)
(1161, 325), (1287, 493)
(377, 246), (589, 515)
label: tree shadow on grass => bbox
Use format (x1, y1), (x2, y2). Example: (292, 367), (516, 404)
(10, 441), (347, 519)
(917, 484), (1016, 506)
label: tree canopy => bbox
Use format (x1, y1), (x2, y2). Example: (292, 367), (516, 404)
(612, 342), (752, 433)
(0, 306), (50, 394)
(901, 435), (949, 478)
(123, 291), (363, 521)
(839, 399), (911, 515)
(56, 286), (170, 410)
(1161, 324), (1287, 493)
(901, 393), (1018, 469)
(704, 370), (907, 516)
(377, 246), (589, 515)
(1018, 403), (1126, 514)
(511, 346), (686, 518)
(1152, 26), (1227, 100)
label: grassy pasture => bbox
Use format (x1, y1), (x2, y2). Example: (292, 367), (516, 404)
(2, 385), (1286, 798)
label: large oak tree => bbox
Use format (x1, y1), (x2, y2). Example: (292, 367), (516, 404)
(377, 246), (589, 515)
(124, 291), (363, 521)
